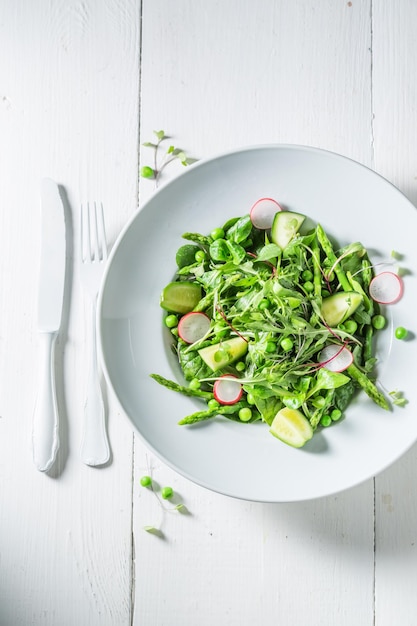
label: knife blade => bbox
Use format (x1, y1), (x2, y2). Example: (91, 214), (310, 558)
(33, 178), (66, 472)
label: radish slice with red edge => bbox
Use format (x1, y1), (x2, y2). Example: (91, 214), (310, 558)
(213, 375), (243, 405)
(177, 312), (211, 344)
(250, 197), (283, 229)
(369, 271), (403, 304)
(318, 344), (353, 372)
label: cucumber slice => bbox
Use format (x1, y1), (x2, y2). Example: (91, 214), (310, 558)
(271, 210), (306, 250)
(160, 282), (202, 314)
(198, 336), (248, 371)
(269, 407), (313, 448)
(321, 291), (363, 327)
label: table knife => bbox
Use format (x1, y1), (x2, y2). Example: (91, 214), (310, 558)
(33, 179), (66, 472)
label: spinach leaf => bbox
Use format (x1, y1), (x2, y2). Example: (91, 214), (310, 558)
(226, 214), (252, 244)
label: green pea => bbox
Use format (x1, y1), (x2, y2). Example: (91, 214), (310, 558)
(343, 320), (358, 334)
(302, 269), (313, 281)
(246, 393), (256, 405)
(280, 337), (294, 352)
(320, 415), (332, 427)
(266, 341), (276, 353)
(331, 409), (342, 421)
(235, 361), (246, 372)
(208, 399), (220, 410)
(165, 314), (178, 328)
(395, 326), (408, 340)
(210, 227), (225, 240)
(258, 299), (270, 310)
(195, 250), (206, 262)
(239, 407), (252, 422)
(189, 378), (201, 390)
(140, 475), (152, 487)
(303, 281), (314, 293)
(161, 486), (173, 499)
(372, 315), (386, 330)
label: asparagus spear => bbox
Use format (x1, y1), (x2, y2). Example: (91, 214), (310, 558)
(316, 224), (351, 292)
(150, 374), (212, 399)
(347, 363), (390, 410)
(179, 402), (248, 425)
(182, 232), (211, 246)
(311, 235), (322, 298)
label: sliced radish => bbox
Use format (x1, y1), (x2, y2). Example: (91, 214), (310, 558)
(318, 344), (353, 372)
(250, 197), (283, 229)
(213, 375), (243, 405)
(178, 312), (211, 344)
(369, 271), (403, 304)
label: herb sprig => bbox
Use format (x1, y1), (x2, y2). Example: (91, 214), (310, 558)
(140, 129), (196, 186)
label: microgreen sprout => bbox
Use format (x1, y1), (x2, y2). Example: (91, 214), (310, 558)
(389, 390), (408, 407)
(140, 129), (196, 186)
(139, 463), (189, 535)
(143, 526), (164, 537)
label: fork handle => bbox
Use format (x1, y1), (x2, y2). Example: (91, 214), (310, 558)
(81, 297), (110, 466)
(33, 332), (60, 472)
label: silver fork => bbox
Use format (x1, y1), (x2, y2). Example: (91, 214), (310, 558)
(80, 202), (110, 466)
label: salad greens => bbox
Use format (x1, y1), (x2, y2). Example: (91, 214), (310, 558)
(151, 205), (394, 447)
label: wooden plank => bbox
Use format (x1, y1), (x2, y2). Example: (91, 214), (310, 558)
(372, 2), (417, 624)
(135, 1), (376, 624)
(0, 1), (140, 624)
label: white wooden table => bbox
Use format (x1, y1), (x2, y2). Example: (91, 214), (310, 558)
(1, 1), (417, 624)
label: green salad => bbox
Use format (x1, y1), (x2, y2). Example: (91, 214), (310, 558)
(151, 199), (401, 448)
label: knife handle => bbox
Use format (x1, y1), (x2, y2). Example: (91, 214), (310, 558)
(33, 332), (60, 472)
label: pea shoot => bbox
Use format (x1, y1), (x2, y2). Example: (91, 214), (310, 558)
(140, 130), (196, 186)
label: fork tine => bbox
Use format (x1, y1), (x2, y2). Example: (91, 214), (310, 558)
(81, 202), (107, 262)
(90, 202), (100, 261)
(96, 202), (108, 261)
(81, 202), (90, 262)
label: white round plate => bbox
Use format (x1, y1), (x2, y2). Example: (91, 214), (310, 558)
(98, 145), (417, 502)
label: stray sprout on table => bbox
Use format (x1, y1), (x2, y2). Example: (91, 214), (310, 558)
(139, 474), (189, 535)
(389, 390), (408, 407)
(140, 129), (196, 187)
